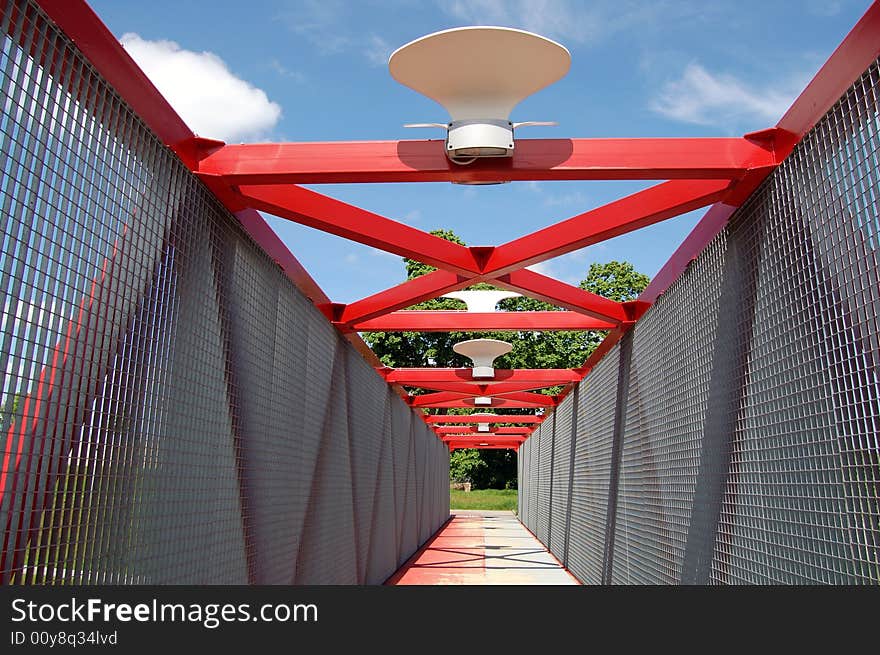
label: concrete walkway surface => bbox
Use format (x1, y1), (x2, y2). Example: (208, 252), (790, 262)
(387, 510), (580, 585)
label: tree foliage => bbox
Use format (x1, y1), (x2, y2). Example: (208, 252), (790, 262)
(363, 229), (650, 488)
(579, 260), (650, 302)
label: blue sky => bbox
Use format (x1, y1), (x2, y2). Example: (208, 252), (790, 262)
(88, 0), (871, 304)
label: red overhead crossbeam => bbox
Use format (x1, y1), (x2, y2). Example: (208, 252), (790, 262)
(412, 391), (557, 409)
(383, 368), (581, 385)
(435, 426), (531, 435)
(403, 381), (565, 395)
(424, 414), (543, 424)
(351, 310), (615, 332)
(195, 137), (777, 184)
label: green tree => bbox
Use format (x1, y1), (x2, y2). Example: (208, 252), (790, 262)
(579, 260), (650, 302)
(449, 449), (487, 484)
(363, 231), (649, 488)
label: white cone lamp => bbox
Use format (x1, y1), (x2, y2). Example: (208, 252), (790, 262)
(389, 27), (570, 165)
(474, 397), (493, 406)
(453, 338), (512, 379)
(442, 290), (521, 312)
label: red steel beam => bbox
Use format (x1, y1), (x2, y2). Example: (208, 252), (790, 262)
(351, 310), (615, 332)
(442, 433), (528, 440)
(483, 179), (732, 275)
(383, 368), (581, 385)
(412, 391), (557, 408)
(424, 415), (543, 424)
(400, 381), (565, 395)
(196, 137), (777, 185)
(494, 269), (629, 323)
(435, 426), (531, 435)
(236, 184), (480, 275)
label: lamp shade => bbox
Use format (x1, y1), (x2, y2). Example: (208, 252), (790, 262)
(453, 338), (513, 378)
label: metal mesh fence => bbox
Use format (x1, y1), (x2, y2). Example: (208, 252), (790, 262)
(519, 57), (880, 585)
(0, 0), (449, 585)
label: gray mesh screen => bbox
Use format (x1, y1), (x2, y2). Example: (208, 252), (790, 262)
(710, 60), (880, 584)
(535, 423), (553, 544)
(518, 57), (880, 586)
(611, 238), (728, 585)
(549, 399), (572, 556)
(0, 0), (448, 585)
(566, 350), (619, 585)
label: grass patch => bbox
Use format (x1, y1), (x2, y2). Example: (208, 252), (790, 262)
(450, 488), (517, 511)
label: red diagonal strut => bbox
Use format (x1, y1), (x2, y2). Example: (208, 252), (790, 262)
(482, 179), (732, 275)
(236, 184), (481, 275)
(493, 269), (629, 323)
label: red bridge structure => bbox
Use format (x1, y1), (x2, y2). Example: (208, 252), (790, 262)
(0, 0), (878, 585)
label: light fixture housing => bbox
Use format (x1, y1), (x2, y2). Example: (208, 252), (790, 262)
(442, 290), (521, 312)
(474, 397), (493, 406)
(453, 338), (513, 378)
(390, 26), (570, 165)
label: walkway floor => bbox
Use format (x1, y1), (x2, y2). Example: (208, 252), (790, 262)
(388, 510), (580, 585)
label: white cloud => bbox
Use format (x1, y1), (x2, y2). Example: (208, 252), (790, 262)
(120, 33), (282, 142)
(438, 0), (601, 44)
(364, 35), (393, 67)
(807, 0), (841, 16)
(649, 62), (800, 129)
(281, 0), (352, 54)
(270, 59), (307, 83)
(277, 1), (394, 65)
(402, 209), (422, 223)
(519, 180), (588, 209)
(544, 190), (589, 208)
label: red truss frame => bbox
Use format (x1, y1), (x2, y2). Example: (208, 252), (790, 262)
(37, 0), (880, 449)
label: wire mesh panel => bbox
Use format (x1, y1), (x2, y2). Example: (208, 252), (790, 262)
(518, 439), (527, 527)
(566, 350), (619, 585)
(610, 238), (728, 585)
(709, 59), (880, 584)
(549, 398), (572, 557)
(0, 0), (448, 585)
(535, 419), (553, 544)
(527, 431), (539, 534)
